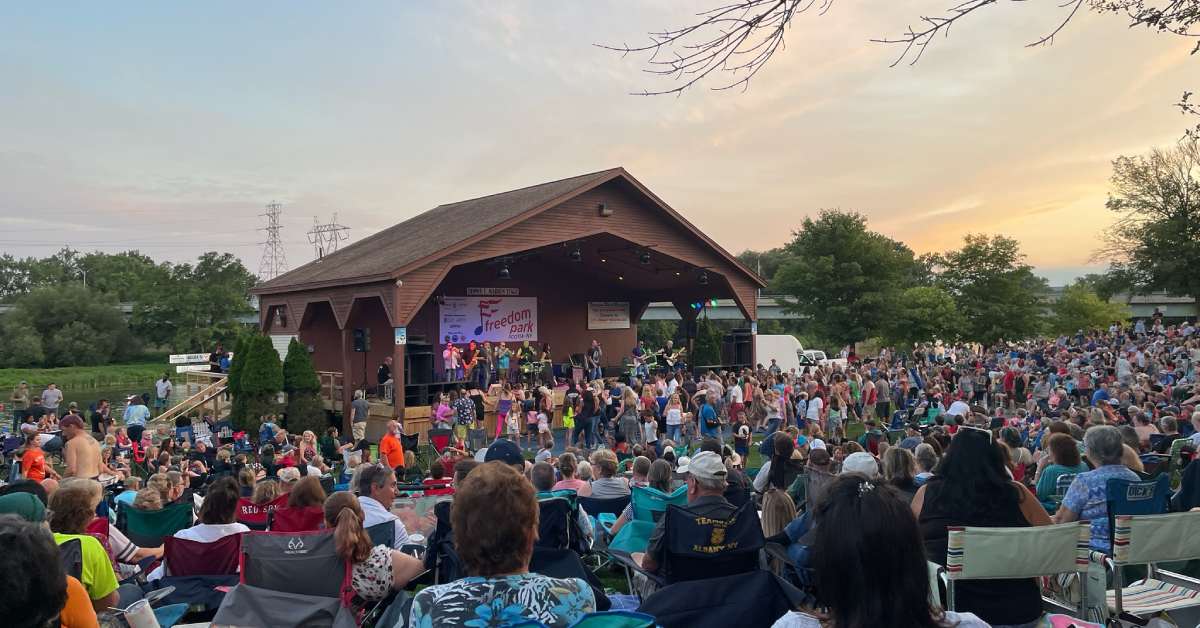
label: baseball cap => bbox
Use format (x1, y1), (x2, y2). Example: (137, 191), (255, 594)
(484, 439), (525, 467)
(809, 438), (826, 451)
(59, 415), (85, 430)
(534, 448), (553, 464)
(682, 451), (727, 481)
(676, 456), (692, 473)
(841, 451), (879, 478)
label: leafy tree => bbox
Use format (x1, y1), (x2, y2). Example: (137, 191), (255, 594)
(772, 210), (918, 348)
(637, 320), (680, 351)
(0, 284), (138, 367)
(1101, 139), (1200, 299)
(132, 252), (257, 352)
(881, 286), (964, 349)
(283, 338), (326, 434)
(693, 317), (723, 366)
(736, 247), (792, 284)
(1048, 284), (1131, 335)
(230, 335), (282, 431)
(1076, 272), (1132, 301)
(0, 321), (45, 367)
(929, 234), (1047, 344)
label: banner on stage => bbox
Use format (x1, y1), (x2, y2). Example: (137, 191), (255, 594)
(440, 296), (537, 343)
(466, 287), (520, 296)
(587, 301), (630, 330)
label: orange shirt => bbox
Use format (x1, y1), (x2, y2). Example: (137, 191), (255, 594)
(60, 576), (100, 628)
(22, 447), (47, 482)
(379, 433), (405, 469)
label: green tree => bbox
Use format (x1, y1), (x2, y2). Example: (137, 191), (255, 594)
(772, 210), (918, 348)
(736, 247), (792, 284)
(1102, 139), (1200, 299)
(132, 252), (256, 352)
(283, 338), (326, 435)
(230, 335), (282, 431)
(0, 321), (45, 367)
(637, 320), (680, 351)
(693, 317), (723, 366)
(882, 286), (964, 348)
(1049, 284), (1131, 335)
(0, 284), (138, 367)
(930, 234), (1047, 343)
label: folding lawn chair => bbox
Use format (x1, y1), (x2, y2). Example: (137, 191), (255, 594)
(1099, 511), (1200, 624)
(236, 493), (290, 531)
(467, 428), (488, 451)
(213, 530), (356, 628)
(944, 521), (1091, 618)
(118, 501), (194, 547)
(530, 546), (611, 612)
(638, 569), (807, 628)
(605, 485), (686, 553)
(366, 520), (396, 548)
(151, 534), (243, 613)
(1106, 475), (1170, 552)
(58, 537), (83, 580)
(399, 433), (424, 472)
(537, 490), (589, 555)
(268, 506), (326, 533)
(427, 428), (453, 456)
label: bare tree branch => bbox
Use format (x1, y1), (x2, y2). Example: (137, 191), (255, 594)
(595, 0), (833, 95)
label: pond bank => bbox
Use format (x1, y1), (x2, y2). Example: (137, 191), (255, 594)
(0, 362), (168, 395)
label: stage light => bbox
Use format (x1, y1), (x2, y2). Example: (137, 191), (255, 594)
(698, 271), (709, 285)
(618, 275), (624, 281)
(498, 265), (511, 280)
(601, 258), (607, 263)
(569, 246), (582, 263)
(674, 271), (681, 276)
(639, 251), (651, 265)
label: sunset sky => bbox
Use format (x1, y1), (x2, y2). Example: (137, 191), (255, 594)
(1, 2), (1194, 285)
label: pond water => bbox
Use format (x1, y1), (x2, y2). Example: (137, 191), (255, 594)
(40, 384), (197, 420)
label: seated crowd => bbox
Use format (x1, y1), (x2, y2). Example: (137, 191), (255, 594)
(2, 319), (1199, 627)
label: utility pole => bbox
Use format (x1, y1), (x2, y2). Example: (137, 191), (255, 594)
(306, 213), (350, 260)
(258, 201), (288, 280)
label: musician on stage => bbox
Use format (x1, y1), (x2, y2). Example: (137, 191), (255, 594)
(538, 343), (554, 386)
(585, 339), (603, 382)
(516, 340), (537, 386)
(658, 340), (684, 374)
(480, 341), (495, 390)
(631, 340), (649, 379)
(442, 341), (462, 382)
(462, 340), (479, 385)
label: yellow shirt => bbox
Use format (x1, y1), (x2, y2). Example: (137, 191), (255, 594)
(54, 533), (118, 602)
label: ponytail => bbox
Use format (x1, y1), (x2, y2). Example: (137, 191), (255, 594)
(332, 505), (372, 563)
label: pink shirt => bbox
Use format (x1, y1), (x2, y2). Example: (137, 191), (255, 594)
(552, 478), (592, 497)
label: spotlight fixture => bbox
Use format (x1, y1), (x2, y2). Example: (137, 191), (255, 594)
(638, 251), (651, 265)
(569, 246), (582, 263)
(498, 265), (511, 280)
(674, 271), (681, 276)
(698, 271), (709, 285)
(601, 258), (607, 263)
(617, 275), (624, 281)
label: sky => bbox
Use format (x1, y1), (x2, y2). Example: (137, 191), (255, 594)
(0, 2), (1195, 287)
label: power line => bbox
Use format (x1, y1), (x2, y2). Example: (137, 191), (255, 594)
(306, 212), (350, 260)
(258, 201), (288, 280)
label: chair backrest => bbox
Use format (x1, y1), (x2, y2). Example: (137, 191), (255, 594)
(240, 530), (351, 601)
(945, 521), (1090, 581)
(1111, 511), (1200, 566)
(122, 501), (194, 547)
(427, 429), (452, 454)
(269, 506), (326, 533)
(1106, 475), (1169, 546)
(236, 493), (291, 530)
(536, 495), (586, 554)
(164, 533), (243, 576)
(213, 421), (234, 443)
(58, 537), (83, 580)
(661, 501), (764, 584)
(399, 433), (419, 453)
(1148, 433), (1167, 452)
(1053, 473), (1078, 500)
(630, 484), (687, 522)
(1169, 437), (1193, 488)
(578, 495), (630, 520)
(366, 519), (396, 548)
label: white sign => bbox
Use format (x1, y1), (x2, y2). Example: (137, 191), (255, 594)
(440, 296), (537, 343)
(587, 301), (630, 330)
(394, 327), (407, 346)
(466, 287), (520, 296)
(168, 353), (209, 365)
(175, 365), (210, 373)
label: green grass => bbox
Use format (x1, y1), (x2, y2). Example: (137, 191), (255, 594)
(0, 361), (168, 392)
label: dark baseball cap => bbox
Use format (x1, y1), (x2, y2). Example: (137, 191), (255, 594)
(483, 439), (525, 467)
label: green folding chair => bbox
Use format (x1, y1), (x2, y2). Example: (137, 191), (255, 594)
(119, 501), (193, 547)
(604, 485), (686, 554)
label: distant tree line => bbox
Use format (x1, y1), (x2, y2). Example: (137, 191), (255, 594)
(0, 249), (257, 367)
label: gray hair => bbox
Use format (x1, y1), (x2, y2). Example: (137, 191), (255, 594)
(691, 474), (726, 492)
(1084, 425), (1125, 466)
(577, 460), (593, 481)
(914, 443), (938, 472)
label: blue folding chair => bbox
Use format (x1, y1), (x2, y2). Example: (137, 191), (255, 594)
(606, 485), (686, 554)
(174, 425), (195, 445)
(1106, 475), (1169, 553)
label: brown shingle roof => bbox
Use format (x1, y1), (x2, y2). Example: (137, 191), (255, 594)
(254, 168), (623, 292)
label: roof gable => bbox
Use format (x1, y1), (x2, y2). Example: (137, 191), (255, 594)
(253, 167), (764, 293)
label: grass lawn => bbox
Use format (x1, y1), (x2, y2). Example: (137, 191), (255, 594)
(0, 361), (167, 392)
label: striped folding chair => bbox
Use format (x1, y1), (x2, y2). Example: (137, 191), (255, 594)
(946, 521), (1091, 618)
(1102, 511), (1200, 623)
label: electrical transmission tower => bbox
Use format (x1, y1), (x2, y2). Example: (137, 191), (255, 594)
(258, 201), (288, 280)
(307, 213), (350, 260)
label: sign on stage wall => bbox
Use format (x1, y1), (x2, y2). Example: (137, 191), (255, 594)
(466, 287), (520, 296)
(440, 296), (537, 343)
(587, 301), (630, 330)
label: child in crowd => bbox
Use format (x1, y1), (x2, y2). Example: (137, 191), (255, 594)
(433, 394), (453, 430)
(641, 410), (660, 457)
(537, 410), (553, 451)
(680, 411), (698, 447)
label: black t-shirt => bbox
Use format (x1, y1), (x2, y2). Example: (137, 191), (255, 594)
(377, 363), (391, 385)
(26, 404), (45, 419)
(209, 351), (223, 373)
(470, 393), (485, 423)
(580, 391), (597, 418)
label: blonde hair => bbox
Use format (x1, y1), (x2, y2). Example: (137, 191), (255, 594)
(251, 479), (280, 505)
(760, 488), (797, 537)
(133, 488), (164, 511)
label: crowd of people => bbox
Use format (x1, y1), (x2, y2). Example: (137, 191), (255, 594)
(1, 314), (1198, 627)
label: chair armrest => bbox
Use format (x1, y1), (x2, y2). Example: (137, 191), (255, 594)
(1089, 550), (1113, 576)
(764, 542), (796, 567)
(1154, 568), (1200, 590)
(608, 550), (665, 589)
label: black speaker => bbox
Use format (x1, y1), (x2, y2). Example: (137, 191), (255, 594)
(353, 328), (371, 353)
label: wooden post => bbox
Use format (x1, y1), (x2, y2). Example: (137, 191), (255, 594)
(392, 341), (406, 424)
(340, 327), (353, 436)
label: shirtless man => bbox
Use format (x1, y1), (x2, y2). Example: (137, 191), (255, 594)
(61, 415), (101, 479)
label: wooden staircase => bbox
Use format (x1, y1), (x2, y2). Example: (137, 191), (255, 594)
(152, 374), (229, 425)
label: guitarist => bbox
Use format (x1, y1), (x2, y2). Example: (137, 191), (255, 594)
(658, 340), (681, 374)
(585, 339), (603, 382)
